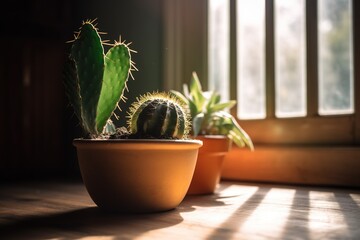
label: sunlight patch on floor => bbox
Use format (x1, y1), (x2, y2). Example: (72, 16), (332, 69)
(308, 191), (345, 236)
(240, 188), (295, 237)
(350, 194), (360, 208)
(181, 185), (260, 228)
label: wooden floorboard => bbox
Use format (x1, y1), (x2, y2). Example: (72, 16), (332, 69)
(0, 180), (359, 239)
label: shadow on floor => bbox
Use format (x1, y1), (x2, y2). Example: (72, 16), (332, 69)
(0, 206), (184, 239)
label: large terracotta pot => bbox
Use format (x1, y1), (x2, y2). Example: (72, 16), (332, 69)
(187, 135), (231, 195)
(73, 139), (202, 213)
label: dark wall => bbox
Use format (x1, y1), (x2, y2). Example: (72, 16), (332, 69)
(72, 0), (164, 107)
(0, 0), (164, 180)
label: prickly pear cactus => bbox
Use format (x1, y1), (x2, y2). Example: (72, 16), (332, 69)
(63, 19), (137, 137)
(127, 92), (191, 139)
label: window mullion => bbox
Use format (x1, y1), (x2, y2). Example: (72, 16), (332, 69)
(306, 0), (319, 117)
(266, 0), (275, 118)
(230, 0), (237, 117)
(354, 0), (360, 143)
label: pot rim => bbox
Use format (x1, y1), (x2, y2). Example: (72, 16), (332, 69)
(73, 138), (203, 145)
(193, 135), (228, 139)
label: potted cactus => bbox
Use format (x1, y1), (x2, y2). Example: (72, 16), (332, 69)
(63, 20), (202, 213)
(171, 71), (254, 195)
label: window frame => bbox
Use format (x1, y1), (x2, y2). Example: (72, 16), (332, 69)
(236, 0), (358, 146)
(163, 0), (360, 187)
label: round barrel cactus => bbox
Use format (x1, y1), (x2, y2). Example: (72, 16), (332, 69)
(127, 92), (191, 139)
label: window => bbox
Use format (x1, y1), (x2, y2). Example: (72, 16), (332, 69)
(163, 0), (360, 187)
(208, 0), (357, 145)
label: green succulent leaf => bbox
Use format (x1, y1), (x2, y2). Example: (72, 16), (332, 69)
(70, 22), (105, 134)
(209, 100), (236, 114)
(208, 91), (221, 107)
(212, 111), (254, 150)
(63, 57), (82, 122)
(228, 116), (254, 151)
(171, 71), (254, 150)
(192, 113), (205, 136)
(188, 99), (199, 119)
(96, 43), (131, 133)
(190, 72), (206, 111)
(228, 130), (246, 148)
(182, 83), (191, 99)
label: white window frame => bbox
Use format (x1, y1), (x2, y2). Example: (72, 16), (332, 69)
(163, 0), (360, 187)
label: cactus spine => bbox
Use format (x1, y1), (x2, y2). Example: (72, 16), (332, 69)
(128, 93), (191, 139)
(63, 19), (136, 136)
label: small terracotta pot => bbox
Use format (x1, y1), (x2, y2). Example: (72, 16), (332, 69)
(73, 139), (202, 213)
(186, 135), (231, 195)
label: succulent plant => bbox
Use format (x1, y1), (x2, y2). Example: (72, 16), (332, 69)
(171, 71), (254, 150)
(63, 20), (192, 141)
(127, 92), (191, 139)
(63, 19), (137, 137)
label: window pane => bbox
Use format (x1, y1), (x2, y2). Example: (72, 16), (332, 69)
(208, 0), (230, 101)
(318, 0), (353, 115)
(275, 0), (306, 118)
(237, 0), (266, 120)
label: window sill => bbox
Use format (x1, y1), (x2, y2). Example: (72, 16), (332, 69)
(221, 145), (360, 187)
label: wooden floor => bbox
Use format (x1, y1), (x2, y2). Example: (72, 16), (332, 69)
(1, 179), (360, 239)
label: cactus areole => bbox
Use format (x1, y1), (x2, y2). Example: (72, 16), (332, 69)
(63, 19), (135, 137)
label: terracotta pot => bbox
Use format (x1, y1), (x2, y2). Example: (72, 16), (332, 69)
(73, 139), (202, 213)
(186, 135), (231, 195)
